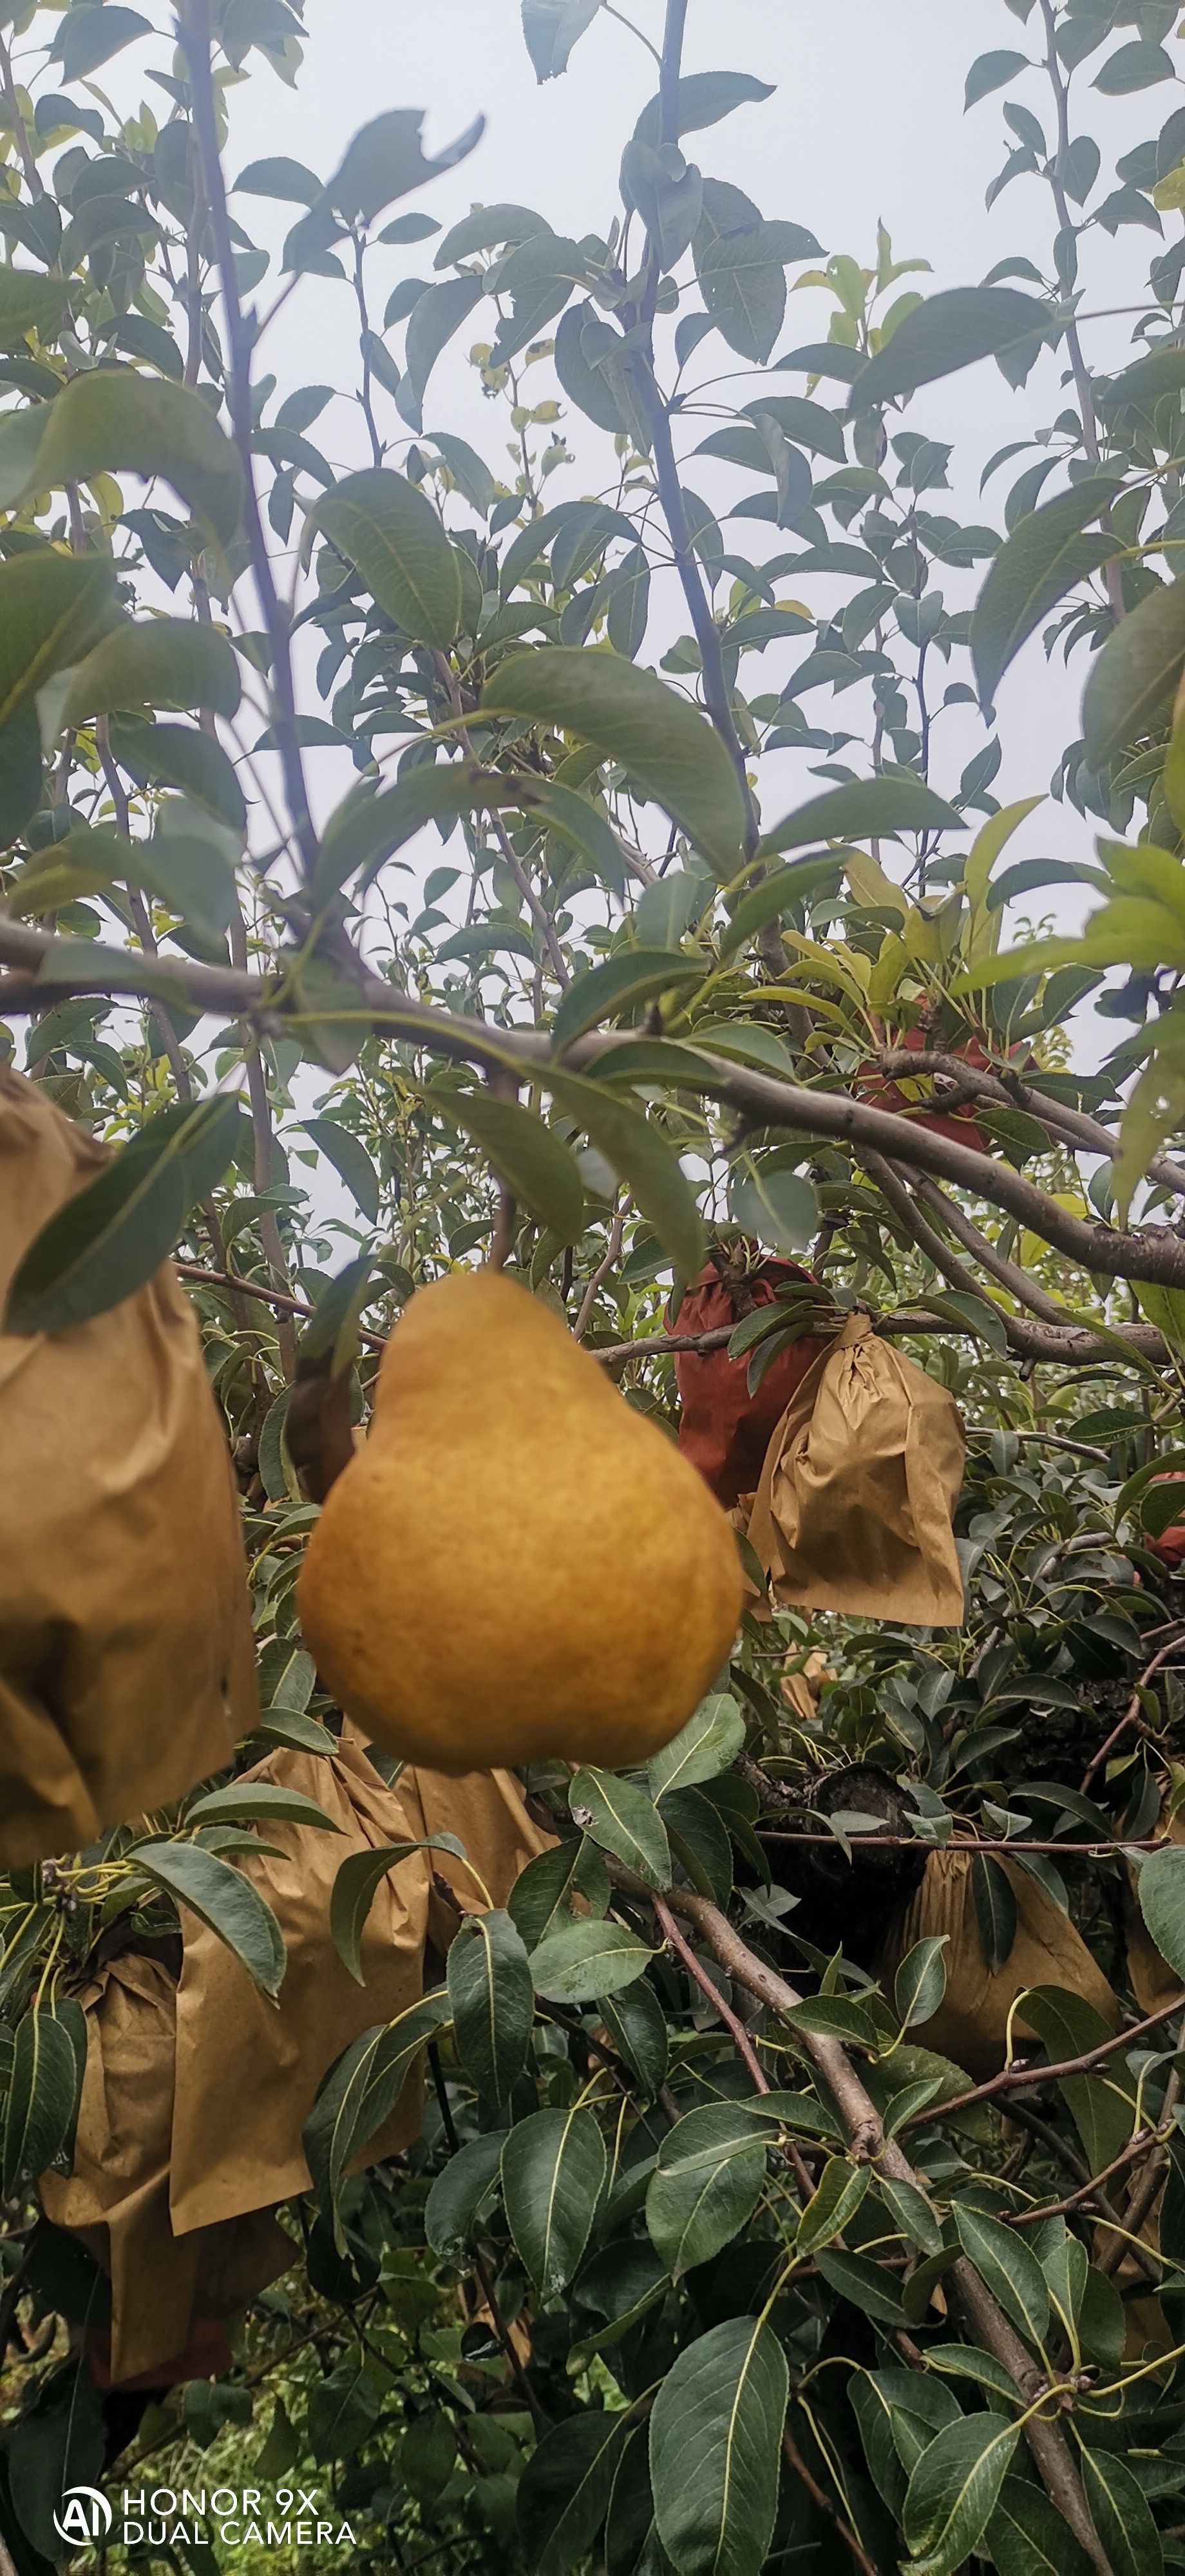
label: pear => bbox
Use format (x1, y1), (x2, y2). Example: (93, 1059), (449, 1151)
(297, 1270), (742, 1774)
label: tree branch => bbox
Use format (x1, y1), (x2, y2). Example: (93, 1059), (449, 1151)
(624, 1871), (1108, 2569)
(781, 2424), (880, 2576)
(1038, 0), (1126, 627)
(176, 0), (319, 887)
(5, 911), (1185, 1291)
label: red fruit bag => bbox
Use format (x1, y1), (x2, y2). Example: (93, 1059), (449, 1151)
(674, 1247), (834, 1508)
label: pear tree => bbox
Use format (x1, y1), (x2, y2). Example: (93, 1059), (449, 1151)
(5, 3), (1185, 2571)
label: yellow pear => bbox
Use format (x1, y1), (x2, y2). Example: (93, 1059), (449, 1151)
(297, 1269), (742, 1773)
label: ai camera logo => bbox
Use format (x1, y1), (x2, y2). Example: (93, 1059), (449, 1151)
(53, 2487), (113, 2547)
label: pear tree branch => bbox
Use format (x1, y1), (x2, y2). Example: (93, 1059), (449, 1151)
(3, 912), (1184, 1299)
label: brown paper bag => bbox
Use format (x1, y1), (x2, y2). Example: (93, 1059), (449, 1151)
(43, 1741), (553, 2379)
(880, 1849), (1119, 2078)
(744, 1312), (966, 1626)
(168, 1738), (554, 2233)
(39, 1952), (291, 2384)
(0, 1068), (256, 1866)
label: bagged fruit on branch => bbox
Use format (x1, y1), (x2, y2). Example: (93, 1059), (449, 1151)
(41, 1737), (553, 2383)
(0, 1069), (256, 1866)
(743, 1311), (966, 1626)
(39, 1949), (292, 2387)
(879, 1848), (1118, 2078)
(674, 1244), (837, 1508)
(298, 1271), (742, 1772)
(168, 1734), (553, 2235)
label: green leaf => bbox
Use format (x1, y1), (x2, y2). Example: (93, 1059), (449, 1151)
(1078, 2448), (1164, 2576)
(517, 2412), (628, 2576)
(234, 155), (321, 204)
(0, 551), (120, 730)
(648, 1691), (746, 1799)
(545, 1063), (705, 1277)
(985, 2476), (1094, 2576)
(421, 428), (496, 515)
(401, 276), (486, 431)
(0, 264), (73, 348)
(552, 948), (704, 1050)
(329, 1836), (466, 1982)
(302, 1116), (382, 1223)
(437, 202), (549, 266)
(1, 2012), (81, 2193)
(62, 618), (242, 724)
(598, 1978), (670, 2097)
(555, 299), (630, 433)
(851, 287), (1047, 408)
(797, 2154), (872, 2253)
(1136, 1841), (1185, 1985)
(482, 647), (748, 878)
(1098, 344), (1185, 417)
(522, 0), (603, 83)
(1095, 38), (1173, 91)
(328, 106), (484, 225)
(0, 399), (53, 510)
(569, 1766), (671, 1889)
(507, 1838), (609, 1949)
(529, 1915), (652, 2003)
(502, 2105), (607, 2294)
(108, 715), (247, 833)
(307, 466), (462, 649)
(447, 1908), (534, 2108)
(693, 181), (797, 365)
(814, 2246), (909, 2325)
(634, 71), (775, 146)
(759, 773), (961, 854)
(606, 542), (650, 658)
(650, 2316), (788, 2576)
(1083, 574), (1185, 766)
(951, 2204), (1049, 2346)
(646, 2104), (768, 2276)
(55, 3), (150, 78)
(4, 1094), (240, 1335)
(970, 478), (1124, 706)
(965, 50), (1030, 108)
(971, 1850), (1018, 1971)
(307, 2365), (380, 2464)
(0, 701), (43, 846)
(1021, 1985), (1139, 2174)
(424, 2132), (504, 2261)
(25, 370), (243, 546)
(304, 1993), (450, 2223)
(313, 761), (481, 904)
(6, 826), (126, 917)
(186, 1783), (341, 1833)
(895, 1935), (949, 2031)
(133, 1840), (287, 2000)
(515, 774), (632, 893)
(902, 2414), (1019, 2576)
(728, 1163), (819, 1253)
(433, 1088), (586, 1245)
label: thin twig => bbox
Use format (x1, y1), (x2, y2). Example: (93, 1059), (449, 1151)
(573, 1197), (625, 1340)
(782, 2423), (881, 2576)
(653, 1891), (769, 2094)
(1080, 1633), (1185, 1793)
(898, 1991), (1185, 2131)
(176, 0), (319, 886)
